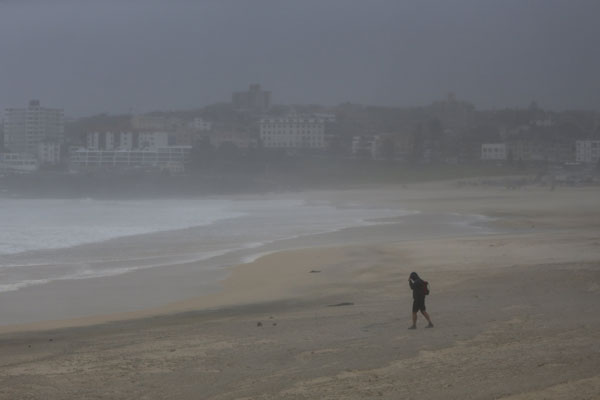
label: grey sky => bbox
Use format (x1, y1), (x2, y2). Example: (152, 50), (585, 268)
(1, 0), (599, 117)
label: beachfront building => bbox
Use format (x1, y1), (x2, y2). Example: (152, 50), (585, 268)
(507, 140), (549, 162)
(208, 130), (257, 149)
(69, 146), (191, 173)
(481, 143), (507, 161)
(77, 130), (188, 172)
(138, 132), (169, 149)
(87, 132), (135, 150)
(506, 139), (574, 164)
(575, 140), (600, 164)
(37, 141), (62, 166)
(259, 114), (327, 150)
(352, 135), (381, 158)
(3, 100), (64, 155)
(0, 152), (38, 173)
(86, 131), (170, 151)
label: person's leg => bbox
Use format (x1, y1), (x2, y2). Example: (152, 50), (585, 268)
(410, 299), (418, 329)
(409, 312), (417, 329)
(421, 310), (434, 327)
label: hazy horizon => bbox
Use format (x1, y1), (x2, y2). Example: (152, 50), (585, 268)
(1, 0), (600, 117)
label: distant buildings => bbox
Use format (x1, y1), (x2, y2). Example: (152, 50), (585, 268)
(189, 117), (212, 132)
(481, 143), (507, 161)
(131, 114), (184, 131)
(0, 152), (38, 173)
(505, 134), (574, 164)
(233, 84), (271, 112)
(85, 131), (171, 151)
(1, 100), (64, 170)
(69, 113), (208, 173)
(138, 132), (170, 149)
(3, 100), (64, 157)
(69, 147), (191, 174)
(312, 113), (337, 123)
(531, 117), (555, 127)
(37, 141), (62, 165)
(576, 140), (600, 164)
(71, 131), (189, 173)
(2, 93), (598, 177)
(259, 114), (330, 150)
(130, 114), (194, 147)
(87, 131), (134, 150)
(352, 135), (382, 159)
(207, 130), (257, 149)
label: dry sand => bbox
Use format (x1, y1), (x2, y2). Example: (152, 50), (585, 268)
(0, 182), (599, 399)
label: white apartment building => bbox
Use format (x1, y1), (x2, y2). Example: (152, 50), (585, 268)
(87, 132), (134, 150)
(37, 141), (61, 165)
(138, 132), (169, 149)
(260, 115), (327, 150)
(86, 131), (169, 151)
(69, 146), (191, 173)
(352, 135), (379, 158)
(190, 117), (212, 131)
(575, 140), (600, 164)
(0, 152), (38, 173)
(481, 143), (507, 161)
(3, 100), (64, 155)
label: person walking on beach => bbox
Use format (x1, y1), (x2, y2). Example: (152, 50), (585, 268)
(408, 271), (433, 329)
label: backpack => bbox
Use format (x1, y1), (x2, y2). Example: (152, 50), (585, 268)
(423, 280), (430, 296)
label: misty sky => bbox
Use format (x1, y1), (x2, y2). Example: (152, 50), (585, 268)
(1, 0), (599, 117)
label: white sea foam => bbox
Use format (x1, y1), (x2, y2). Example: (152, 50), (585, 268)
(240, 251), (277, 264)
(0, 279), (53, 293)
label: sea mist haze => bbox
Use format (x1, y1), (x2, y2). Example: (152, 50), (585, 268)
(1, 1), (599, 398)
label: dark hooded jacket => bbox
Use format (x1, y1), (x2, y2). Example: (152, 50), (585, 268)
(409, 272), (426, 299)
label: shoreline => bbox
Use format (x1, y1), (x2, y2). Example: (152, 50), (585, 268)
(0, 210), (499, 331)
(1, 182), (599, 399)
(0, 224), (591, 336)
(1, 182), (598, 333)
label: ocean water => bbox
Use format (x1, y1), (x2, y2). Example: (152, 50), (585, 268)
(0, 196), (416, 293)
(0, 198), (244, 255)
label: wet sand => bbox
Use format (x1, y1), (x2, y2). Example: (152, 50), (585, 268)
(0, 182), (599, 399)
(0, 194), (491, 327)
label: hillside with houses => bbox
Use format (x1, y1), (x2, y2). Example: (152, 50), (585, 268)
(1, 88), (599, 196)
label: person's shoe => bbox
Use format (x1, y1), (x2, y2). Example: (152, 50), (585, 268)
(426, 323), (434, 328)
(408, 325), (416, 330)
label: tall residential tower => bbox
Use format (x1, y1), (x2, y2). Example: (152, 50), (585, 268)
(3, 100), (64, 155)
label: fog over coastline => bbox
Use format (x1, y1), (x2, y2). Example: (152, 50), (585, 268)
(1, 0), (599, 116)
(2, 2), (600, 398)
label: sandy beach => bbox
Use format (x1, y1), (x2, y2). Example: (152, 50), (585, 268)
(0, 182), (599, 399)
